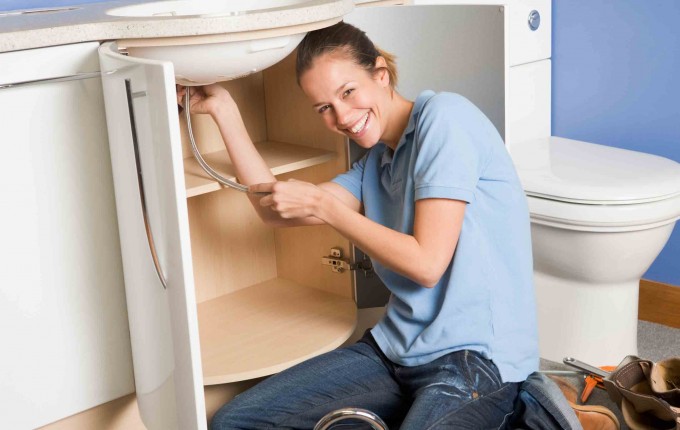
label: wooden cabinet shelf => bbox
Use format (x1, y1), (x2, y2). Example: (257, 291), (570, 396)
(197, 277), (357, 385)
(184, 141), (336, 198)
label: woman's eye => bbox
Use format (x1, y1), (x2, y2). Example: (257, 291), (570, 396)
(343, 89), (354, 97)
(318, 105), (330, 114)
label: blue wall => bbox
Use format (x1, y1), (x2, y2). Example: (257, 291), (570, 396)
(552, 0), (680, 286)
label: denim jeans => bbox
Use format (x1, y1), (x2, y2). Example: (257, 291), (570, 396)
(211, 332), (519, 430)
(504, 372), (582, 430)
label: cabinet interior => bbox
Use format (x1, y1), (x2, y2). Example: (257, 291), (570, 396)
(177, 51), (357, 386)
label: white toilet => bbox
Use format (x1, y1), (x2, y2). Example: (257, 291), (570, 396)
(509, 136), (680, 366)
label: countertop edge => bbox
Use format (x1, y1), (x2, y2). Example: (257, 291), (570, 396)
(0, 0), (354, 53)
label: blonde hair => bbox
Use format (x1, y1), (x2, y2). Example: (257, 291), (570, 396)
(296, 21), (399, 89)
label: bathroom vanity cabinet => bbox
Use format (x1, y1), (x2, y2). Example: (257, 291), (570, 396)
(0, 42), (134, 429)
(0, 1), (546, 429)
(97, 1), (550, 428)
(98, 5), (508, 429)
(0, 0), (552, 428)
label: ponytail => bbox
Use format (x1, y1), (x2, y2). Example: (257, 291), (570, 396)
(296, 21), (399, 90)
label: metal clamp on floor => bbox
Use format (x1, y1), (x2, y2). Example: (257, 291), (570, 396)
(314, 408), (388, 430)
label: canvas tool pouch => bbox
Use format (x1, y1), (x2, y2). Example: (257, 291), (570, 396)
(603, 356), (680, 430)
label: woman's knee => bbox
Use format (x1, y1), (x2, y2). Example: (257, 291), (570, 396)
(209, 404), (240, 430)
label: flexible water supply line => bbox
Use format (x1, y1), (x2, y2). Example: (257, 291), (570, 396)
(184, 90), (251, 193)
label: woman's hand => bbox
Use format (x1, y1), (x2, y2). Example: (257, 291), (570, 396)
(176, 84), (236, 117)
(249, 180), (328, 220)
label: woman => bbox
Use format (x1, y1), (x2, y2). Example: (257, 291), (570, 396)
(178, 21), (538, 430)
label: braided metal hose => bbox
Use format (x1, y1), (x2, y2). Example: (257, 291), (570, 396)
(313, 408), (388, 430)
(185, 90), (249, 192)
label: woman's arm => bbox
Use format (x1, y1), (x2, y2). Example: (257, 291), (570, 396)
(251, 180), (465, 288)
(178, 84), (360, 226)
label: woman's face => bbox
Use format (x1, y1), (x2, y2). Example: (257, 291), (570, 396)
(299, 53), (391, 148)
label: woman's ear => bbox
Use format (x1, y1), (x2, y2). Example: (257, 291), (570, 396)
(374, 56), (390, 87)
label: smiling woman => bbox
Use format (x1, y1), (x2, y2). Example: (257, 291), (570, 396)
(180, 20), (540, 430)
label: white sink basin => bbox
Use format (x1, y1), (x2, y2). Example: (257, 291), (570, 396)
(107, 0), (312, 18)
(110, 0), (348, 85)
(124, 33), (307, 85)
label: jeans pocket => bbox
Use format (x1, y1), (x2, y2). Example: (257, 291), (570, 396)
(462, 350), (504, 397)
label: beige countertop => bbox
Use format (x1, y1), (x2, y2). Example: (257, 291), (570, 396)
(0, 0), (354, 53)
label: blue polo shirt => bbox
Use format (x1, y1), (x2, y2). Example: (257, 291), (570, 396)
(332, 90), (538, 382)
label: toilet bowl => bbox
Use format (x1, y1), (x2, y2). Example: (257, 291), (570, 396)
(509, 136), (680, 366)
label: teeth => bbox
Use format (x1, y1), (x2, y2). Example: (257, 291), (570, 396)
(350, 113), (369, 134)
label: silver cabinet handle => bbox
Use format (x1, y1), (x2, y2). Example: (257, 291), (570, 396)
(0, 71), (100, 90)
(125, 79), (168, 290)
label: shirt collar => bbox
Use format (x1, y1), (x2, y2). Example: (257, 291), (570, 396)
(380, 90), (436, 168)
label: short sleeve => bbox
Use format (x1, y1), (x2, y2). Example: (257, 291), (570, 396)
(413, 94), (488, 204)
(331, 152), (367, 202)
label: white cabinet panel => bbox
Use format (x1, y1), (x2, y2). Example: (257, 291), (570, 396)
(0, 42), (133, 429)
(346, 4), (505, 137)
(506, 59), (551, 147)
(99, 42), (206, 430)
(508, 0), (551, 66)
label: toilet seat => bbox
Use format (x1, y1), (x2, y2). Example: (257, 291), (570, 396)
(509, 137), (680, 231)
(526, 194), (680, 232)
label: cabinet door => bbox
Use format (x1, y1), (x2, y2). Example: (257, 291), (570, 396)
(98, 42), (206, 430)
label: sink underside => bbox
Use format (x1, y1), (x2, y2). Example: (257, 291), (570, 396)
(109, 0), (348, 85)
(107, 0), (315, 18)
(124, 32), (307, 85)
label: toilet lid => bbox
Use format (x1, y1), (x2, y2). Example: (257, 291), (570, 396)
(508, 137), (680, 204)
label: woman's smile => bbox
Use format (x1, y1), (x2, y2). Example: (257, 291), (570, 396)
(346, 112), (371, 137)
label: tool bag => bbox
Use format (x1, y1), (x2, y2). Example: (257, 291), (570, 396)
(603, 356), (680, 430)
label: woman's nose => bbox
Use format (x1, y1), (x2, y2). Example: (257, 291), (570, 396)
(334, 104), (352, 127)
